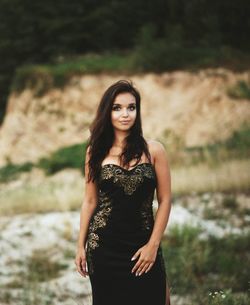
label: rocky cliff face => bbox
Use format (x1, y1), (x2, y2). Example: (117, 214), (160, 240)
(0, 69), (249, 166)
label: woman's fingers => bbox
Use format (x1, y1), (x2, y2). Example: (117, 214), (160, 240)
(145, 262), (153, 273)
(131, 259), (142, 274)
(76, 262), (85, 277)
(81, 260), (89, 276)
(131, 249), (141, 261)
(75, 257), (88, 277)
(135, 262), (147, 275)
(136, 262), (152, 276)
(131, 260), (148, 275)
(132, 260), (154, 276)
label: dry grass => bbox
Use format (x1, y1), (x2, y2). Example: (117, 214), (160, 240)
(172, 158), (250, 195)
(0, 175), (84, 216)
(0, 159), (249, 216)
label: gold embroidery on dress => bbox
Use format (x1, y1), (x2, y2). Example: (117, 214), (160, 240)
(100, 163), (155, 195)
(87, 190), (113, 275)
(88, 232), (99, 249)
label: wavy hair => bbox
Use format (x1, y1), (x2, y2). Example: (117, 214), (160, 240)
(85, 79), (151, 182)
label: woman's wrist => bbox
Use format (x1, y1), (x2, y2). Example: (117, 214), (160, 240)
(77, 240), (86, 250)
(147, 239), (160, 248)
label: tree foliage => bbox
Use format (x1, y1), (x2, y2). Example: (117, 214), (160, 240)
(0, 0), (249, 123)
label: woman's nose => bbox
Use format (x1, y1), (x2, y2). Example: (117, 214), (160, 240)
(122, 109), (129, 116)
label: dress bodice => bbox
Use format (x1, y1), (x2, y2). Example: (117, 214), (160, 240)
(88, 162), (157, 240)
(98, 162), (156, 196)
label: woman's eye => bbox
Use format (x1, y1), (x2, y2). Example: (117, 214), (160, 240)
(112, 105), (136, 111)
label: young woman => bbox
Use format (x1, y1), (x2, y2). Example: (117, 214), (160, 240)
(75, 79), (172, 305)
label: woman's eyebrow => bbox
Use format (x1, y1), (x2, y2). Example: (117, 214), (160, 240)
(113, 102), (136, 106)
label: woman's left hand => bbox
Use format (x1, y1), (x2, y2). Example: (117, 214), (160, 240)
(131, 243), (158, 276)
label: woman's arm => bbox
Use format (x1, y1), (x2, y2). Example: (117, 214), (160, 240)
(131, 140), (172, 276)
(76, 146), (98, 250)
(147, 140), (172, 248)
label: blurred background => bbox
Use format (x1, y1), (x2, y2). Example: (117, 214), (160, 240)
(0, 0), (249, 304)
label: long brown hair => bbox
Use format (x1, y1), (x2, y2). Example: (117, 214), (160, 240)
(86, 79), (151, 182)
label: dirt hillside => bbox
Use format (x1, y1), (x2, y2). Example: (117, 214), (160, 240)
(0, 68), (249, 166)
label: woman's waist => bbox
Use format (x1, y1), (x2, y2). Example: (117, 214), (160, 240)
(88, 219), (153, 240)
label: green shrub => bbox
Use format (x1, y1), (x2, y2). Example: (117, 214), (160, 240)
(37, 142), (87, 175)
(0, 142), (88, 183)
(163, 225), (208, 294)
(162, 225), (250, 299)
(222, 195), (238, 209)
(227, 80), (250, 100)
(12, 66), (54, 96)
(12, 52), (132, 95)
(24, 249), (68, 282)
(224, 124), (250, 151)
(0, 162), (33, 183)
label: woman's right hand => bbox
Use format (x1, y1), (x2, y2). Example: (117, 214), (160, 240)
(75, 247), (89, 277)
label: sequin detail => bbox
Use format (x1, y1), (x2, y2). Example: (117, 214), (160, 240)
(87, 190), (113, 274)
(100, 163), (155, 195)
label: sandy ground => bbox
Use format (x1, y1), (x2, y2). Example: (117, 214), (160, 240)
(1, 194), (249, 305)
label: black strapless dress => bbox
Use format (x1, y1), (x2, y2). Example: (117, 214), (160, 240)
(86, 162), (169, 305)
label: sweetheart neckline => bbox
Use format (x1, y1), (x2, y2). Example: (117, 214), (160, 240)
(101, 162), (155, 172)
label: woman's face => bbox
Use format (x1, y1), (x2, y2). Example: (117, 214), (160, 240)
(111, 92), (137, 131)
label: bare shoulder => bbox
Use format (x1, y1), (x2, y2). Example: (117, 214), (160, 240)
(146, 139), (168, 164)
(146, 139), (166, 155)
